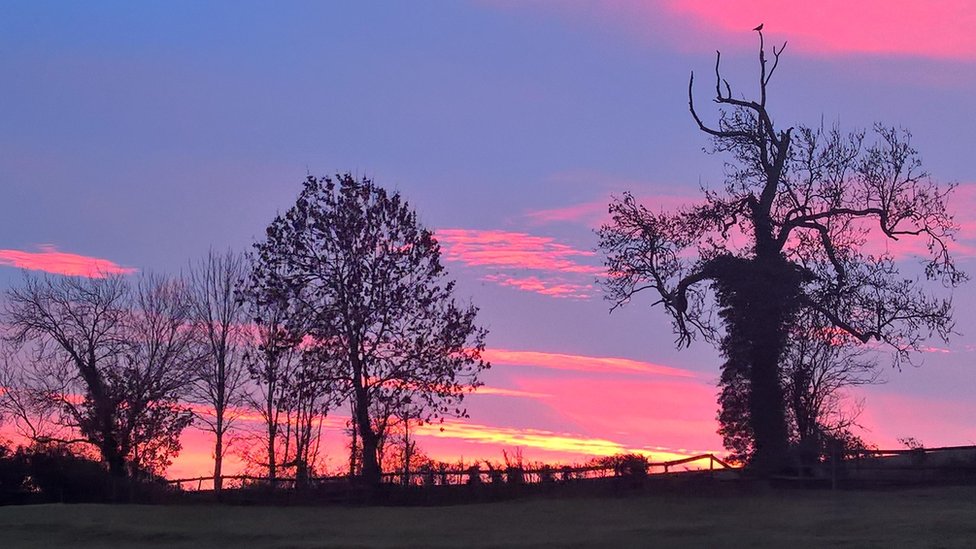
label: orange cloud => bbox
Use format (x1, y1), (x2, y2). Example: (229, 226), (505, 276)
(483, 348), (699, 378)
(0, 245), (136, 278)
(473, 386), (552, 399)
(415, 420), (722, 464)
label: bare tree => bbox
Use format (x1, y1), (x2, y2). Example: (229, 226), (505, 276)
(248, 174), (489, 486)
(241, 295), (336, 487)
(186, 249), (249, 493)
(3, 273), (196, 477)
(783, 310), (879, 462)
(124, 273), (198, 476)
(599, 28), (962, 473)
(241, 297), (292, 485)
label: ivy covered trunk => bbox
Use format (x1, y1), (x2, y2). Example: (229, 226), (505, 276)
(715, 255), (802, 474)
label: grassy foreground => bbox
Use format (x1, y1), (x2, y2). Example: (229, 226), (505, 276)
(1, 486), (975, 548)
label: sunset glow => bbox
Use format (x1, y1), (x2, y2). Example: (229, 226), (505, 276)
(665, 0), (976, 58)
(1, 1), (974, 487)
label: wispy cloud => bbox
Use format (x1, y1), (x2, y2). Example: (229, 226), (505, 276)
(0, 245), (136, 278)
(524, 200), (610, 228)
(483, 348), (699, 378)
(436, 228), (602, 299)
(473, 386), (553, 399)
(416, 420), (722, 462)
(436, 229), (600, 274)
(481, 274), (594, 299)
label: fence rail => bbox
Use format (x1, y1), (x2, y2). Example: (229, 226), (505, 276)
(165, 453), (734, 491)
(165, 446), (976, 492)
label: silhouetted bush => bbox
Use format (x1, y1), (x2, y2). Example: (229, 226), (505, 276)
(25, 445), (113, 502)
(0, 444), (28, 504)
(592, 454), (650, 479)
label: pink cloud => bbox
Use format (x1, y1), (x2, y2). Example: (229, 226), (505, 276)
(524, 200), (610, 227)
(513, 375), (722, 453)
(436, 228), (601, 274)
(0, 244), (136, 278)
(435, 228), (603, 298)
(485, 1), (976, 60)
(481, 273), (594, 299)
(856, 389), (976, 449)
(524, 193), (702, 229)
(665, 0), (976, 59)
(483, 348), (699, 378)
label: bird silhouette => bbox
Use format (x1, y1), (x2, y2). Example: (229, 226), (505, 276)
(753, 23), (764, 31)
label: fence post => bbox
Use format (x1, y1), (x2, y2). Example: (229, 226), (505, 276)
(830, 442), (838, 491)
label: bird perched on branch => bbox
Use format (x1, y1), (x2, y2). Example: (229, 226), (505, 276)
(753, 23), (764, 31)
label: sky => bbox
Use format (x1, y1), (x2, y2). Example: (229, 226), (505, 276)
(2, 0), (976, 478)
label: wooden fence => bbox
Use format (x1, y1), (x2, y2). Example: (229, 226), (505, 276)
(165, 445), (976, 492)
(166, 453), (734, 492)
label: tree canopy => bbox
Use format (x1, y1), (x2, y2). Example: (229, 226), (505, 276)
(247, 174), (489, 485)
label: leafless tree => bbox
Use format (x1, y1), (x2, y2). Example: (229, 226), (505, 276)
(599, 28), (962, 473)
(186, 249), (249, 493)
(783, 310), (879, 461)
(124, 273), (199, 476)
(2, 273), (197, 477)
(241, 296), (336, 487)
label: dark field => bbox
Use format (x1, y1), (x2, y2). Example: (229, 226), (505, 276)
(2, 486), (975, 548)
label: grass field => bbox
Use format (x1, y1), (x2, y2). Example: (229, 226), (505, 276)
(1, 486), (975, 548)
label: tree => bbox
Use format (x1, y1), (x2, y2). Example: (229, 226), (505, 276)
(186, 249), (249, 493)
(598, 29), (962, 473)
(240, 297), (299, 486)
(718, 308), (879, 465)
(3, 273), (196, 478)
(248, 174), (489, 485)
(782, 310), (878, 465)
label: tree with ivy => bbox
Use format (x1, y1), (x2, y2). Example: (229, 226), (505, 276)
(599, 28), (962, 473)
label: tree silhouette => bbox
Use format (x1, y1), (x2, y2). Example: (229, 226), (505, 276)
(248, 174), (489, 486)
(719, 308), (879, 465)
(3, 273), (197, 478)
(599, 29), (962, 473)
(186, 249), (250, 494)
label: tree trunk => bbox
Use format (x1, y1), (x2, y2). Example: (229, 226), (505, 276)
(747, 318), (790, 474)
(715, 255), (797, 476)
(743, 257), (796, 475)
(402, 418), (411, 487)
(349, 407), (359, 479)
(103, 439), (127, 477)
(213, 426), (223, 494)
(267, 423), (277, 486)
(354, 395), (381, 486)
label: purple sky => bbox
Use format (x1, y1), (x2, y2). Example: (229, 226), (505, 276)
(2, 1), (975, 475)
